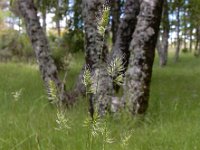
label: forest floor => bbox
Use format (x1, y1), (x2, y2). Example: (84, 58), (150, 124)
(0, 52), (200, 150)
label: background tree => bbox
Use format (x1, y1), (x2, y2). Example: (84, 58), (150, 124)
(110, 0), (121, 44)
(17, 0), (74, 105)
(157, 0), (170, 67)
(174, 0), (183, 62)
(123, 0), (163, 114)
(189, 0), (200, 56)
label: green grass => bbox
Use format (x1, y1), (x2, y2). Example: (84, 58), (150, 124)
(0, 52), (200, 150)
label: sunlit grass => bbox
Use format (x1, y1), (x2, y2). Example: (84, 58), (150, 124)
(0, 52), (200, 149)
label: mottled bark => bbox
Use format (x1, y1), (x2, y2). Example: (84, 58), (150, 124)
(82, 0), (112, 117)
(42, 9), (47, 34)
(174, 6), (180, 62)
(17, 0), (72, 105)
(82, 0), (109, 71)
(75, 0), (140, 100)
(94, 0), (141, 115)
(157, 0), (169, 67)
(123, 0), (163, 114)
(112, 0), (140, 72)
(82, 0), (105, 70)
(110, 0), (121, 44)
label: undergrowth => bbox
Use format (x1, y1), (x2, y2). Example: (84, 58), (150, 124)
(0, 53), (200, 149)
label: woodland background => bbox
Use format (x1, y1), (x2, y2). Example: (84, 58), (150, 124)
(0, 0), (200, 149)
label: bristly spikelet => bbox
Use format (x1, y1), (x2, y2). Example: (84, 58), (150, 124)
(83, 67), (94, 94)
(55, 111), (71, 131)
(120, 129), (134, 149)
(98, 6), (110, 35)
(83, 112), (103, 137)
(12, 89), (23, 101)
(107, 57), (124, 85)
(48, 80), (59, 104)
(104, 130), (114, 144)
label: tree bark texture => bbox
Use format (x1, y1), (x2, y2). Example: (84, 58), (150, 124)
(74, 0), (140, 99)
(123, 0), (163, 114)
(112, 0), (140, 72)
(82, 0), (113, 117)
(82, 0), (106, 70)
(73, 0), (110, 98)
(17, 0), (72, 105)
(157, 0), (169, 67)
(94, 0), (140, 115)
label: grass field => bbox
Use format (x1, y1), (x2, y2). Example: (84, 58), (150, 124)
(0, 52), (200, 150)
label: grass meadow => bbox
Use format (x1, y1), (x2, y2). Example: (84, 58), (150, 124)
(0, 52), (200, 150)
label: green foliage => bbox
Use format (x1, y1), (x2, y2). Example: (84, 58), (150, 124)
(73, 0), (83, 29)
(0, 30), (34, 60)
(182, 48), (189, 53)
(62, 29), (84, 53)
(48, 33), (73, 70)
(51, 47), (68, 70)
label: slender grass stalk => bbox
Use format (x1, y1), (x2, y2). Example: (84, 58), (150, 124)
(11, 133), (35, 150)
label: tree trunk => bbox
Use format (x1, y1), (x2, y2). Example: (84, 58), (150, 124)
(82, 0), (110, 117)
(56, 0), (61, 37)
(73, 0), (110, 98)
(17, 0), (72, 105)
(110, 0), (121, 44)
(112, 0), (140, 74)
(195, 27), (200, 57)
(75, 0), (140, 99)
(93, 0), (140, 115)
(174, 6), (180, 62)
(189, 27), (193, 52)
(195, 27), (199, 51)
(123, 0), (163, 114)
(18, 18), (21, 33)
(42, 9), (47, 34)
(183, 4), (187, 50)
(56, 20), (61, 37)
(157, 0), (169, 67)
(82, 0), (105, 70)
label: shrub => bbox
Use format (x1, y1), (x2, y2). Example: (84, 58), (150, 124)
(51, 47), (72, 70)
(62, 29), (84, 53)
(0, 29), (34, 60)
(182, 48), (189, 53)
